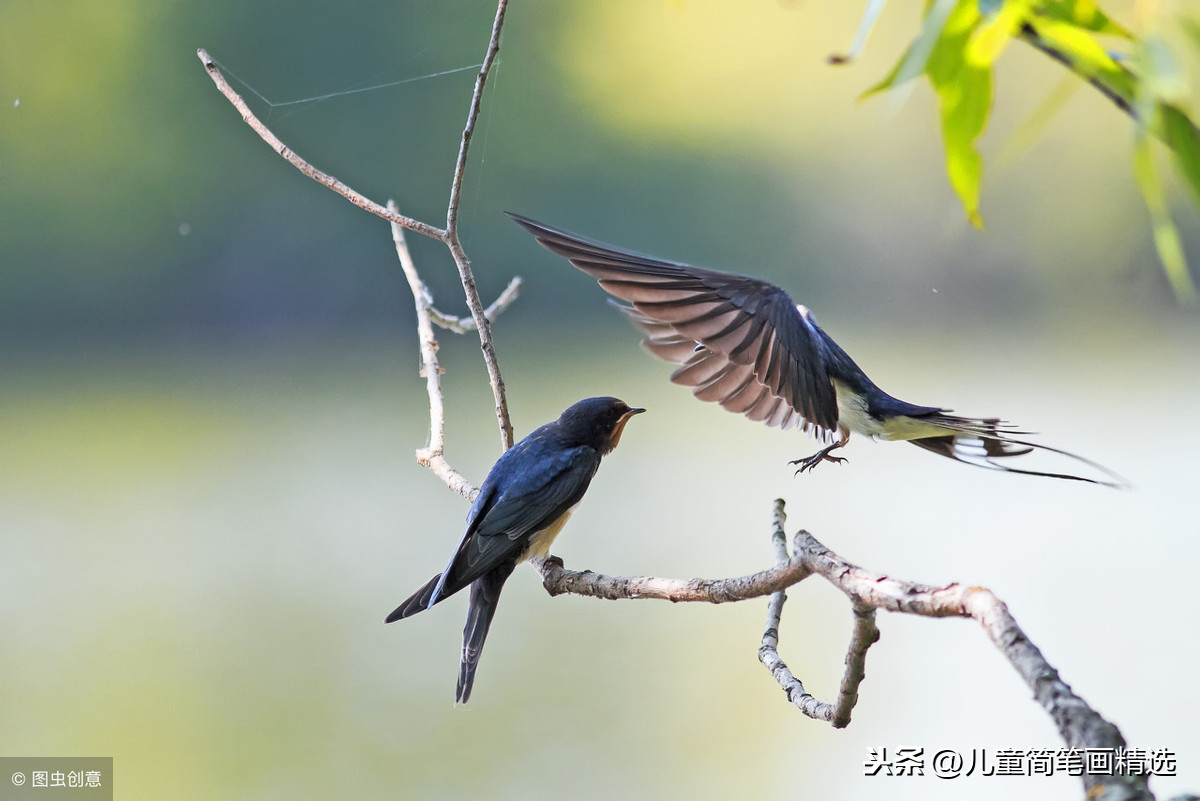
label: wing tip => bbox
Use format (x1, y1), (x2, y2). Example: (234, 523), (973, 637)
(384, 572), (447, 624)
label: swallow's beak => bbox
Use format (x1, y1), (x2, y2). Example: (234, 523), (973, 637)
(605, 406), (645, 453)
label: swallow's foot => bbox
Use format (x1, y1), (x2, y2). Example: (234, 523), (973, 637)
(541, 554), (565, 570)
(789, 446), (847, 476)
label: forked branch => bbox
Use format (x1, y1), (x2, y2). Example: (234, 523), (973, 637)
(535, 500), (1153, 801)
(197, 0), (516, 456)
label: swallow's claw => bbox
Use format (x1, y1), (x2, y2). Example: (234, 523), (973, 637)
(790, 449), (848, 476)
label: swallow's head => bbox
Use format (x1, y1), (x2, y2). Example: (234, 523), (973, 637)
(556, 396), (645, 455)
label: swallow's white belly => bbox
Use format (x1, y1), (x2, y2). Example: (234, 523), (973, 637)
(833, 380), (948, 442)
(521, 504), (578, 562)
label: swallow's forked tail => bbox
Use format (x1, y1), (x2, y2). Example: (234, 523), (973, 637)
(910, 413), (1129, 488)
(457, 562), (516, 704)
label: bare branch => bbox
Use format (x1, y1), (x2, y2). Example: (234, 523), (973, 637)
(200, 0), (519, 483)
(831, 602), (878, 728)
(958, 590), (1149, 801)
(441, 0), (515, 450)
(196, 49), (445, 242)
(389, 203), (477, 501)
(534, 553), (807, 604)
(452, 244), (515, 453)
(755, 505), (878, 727)
(388, 199), (520, 497)
(446, 0), (507, 235)
(429, 276), (523, 333)
(757, 502), (831, 721)
(536, 499), (1154, 800)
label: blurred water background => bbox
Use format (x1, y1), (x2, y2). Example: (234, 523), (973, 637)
(2, 1), (1198, 799)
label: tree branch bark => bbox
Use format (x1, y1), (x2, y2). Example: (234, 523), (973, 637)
(442, 0), (514, 451)
(429, 277), (523, 334)
(535, 499), (1155, 801)
(388, 206), (478, 501)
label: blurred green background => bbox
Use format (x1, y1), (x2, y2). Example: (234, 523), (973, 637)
(2, 1), (1198, 799)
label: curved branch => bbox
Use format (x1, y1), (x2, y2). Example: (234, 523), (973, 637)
(831, 602), (879, 728)
(757, 504), (832, 720)
(389, 206), (521, 498)
(389, 205), (477, 501)
(534, 499), (1154, 800)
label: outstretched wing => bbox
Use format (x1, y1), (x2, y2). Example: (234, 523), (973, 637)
(508, 213), (840, 440)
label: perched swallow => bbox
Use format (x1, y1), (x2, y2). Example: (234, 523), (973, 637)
(508, 213), (1123, 487)
(386, 396), (644, 703)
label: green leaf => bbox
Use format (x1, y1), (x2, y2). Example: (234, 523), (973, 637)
(1136, 29), (1200, 203)
(927, 1), (991, 227)
(860, 48), (907, 99)
(861, 0), (958, 97)
(967, 0), (1032, 68)
(1162, 105), (1200, 206)
(1026, 16), (1136, 106)
(1032, 0), (1133, 38)
(1132, 135), (1197, 304)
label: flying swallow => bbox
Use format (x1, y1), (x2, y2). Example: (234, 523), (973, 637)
(386, 396), (644, 703)
(508, 213), (1123, 487)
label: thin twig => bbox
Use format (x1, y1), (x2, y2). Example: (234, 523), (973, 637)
(450, 238), (515, 452)
(199, 0), (519, 475)
(429, 276), (523, 333)
(389, 202), (477, 501)
(757, 501), (830, 720)
(831, 602), (878, 728)
(196, 49), (445, 242)
(535, 500), (1153, 800)
(442, 0), (514, 450)
(447, 0), (507, 235)
(1016, 23), (1135, 121)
